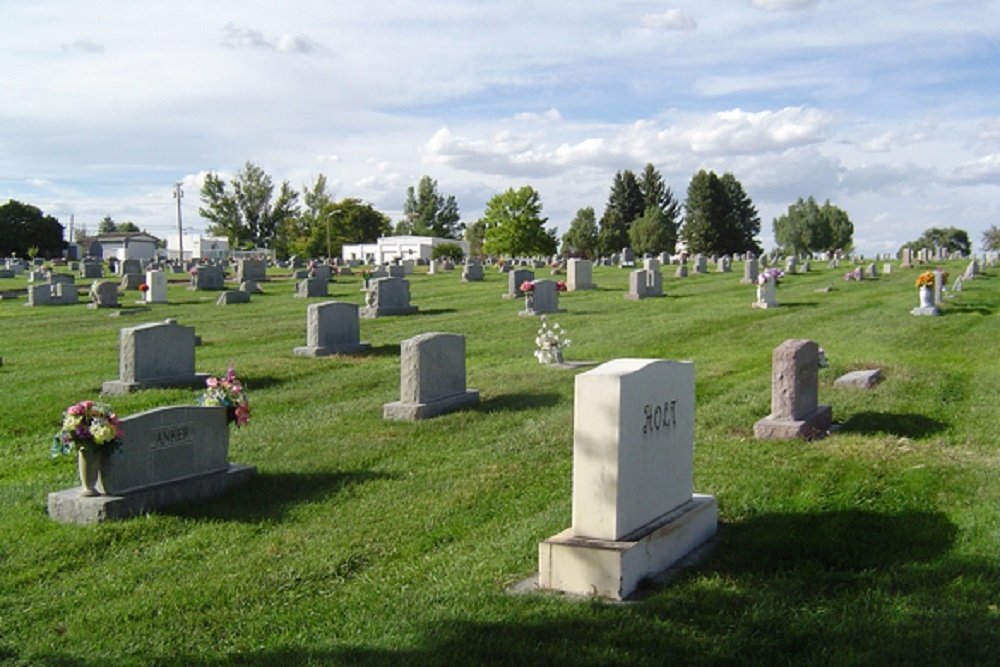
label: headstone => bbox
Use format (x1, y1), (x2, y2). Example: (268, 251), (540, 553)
(753, 339), (832, 439)
(867, 262), (878, 279)
(953, 275), (964, 292)
(900, 248), (913, 268)
(694, 255), (707, 274)
(216, 290), (251, 305)
(428, 260), (441, 275)
(26, 283), (52, 306)
(46, 405), (256, 524)
(933, 270), (945, 306)
(311, 264), (333, 283)
(620, 247), (636, 268)
(238, 280), (260, 294)
(623, 270), (649, 301)
(521, 279), (566, 316)
(387, 265), (406, 279)
(48, 273), (75, 286)
(503, 269), (534, 299)
(80, 261), (103, 279)
(741, 257), (759, 284)
(965, 259), (979, 280)
(538, 358), (716, 600)
(145, 270), (167, 304)
(716, 257), (730, 273)
(566, 259), (595, 291)
(293, 301), (371, 357)
(360, 277), (418, 318)
(461, 261), (484, 282)
(883, 263), (893, 275)
(643, 258), (660, 273)
(120, 274), (144, 291)
(89, 281), (119, 309)
(383, 332), (479, 420)
(646, 267), (663, 297)
(236, 259), (268, 283)
(294, 277), (328, 298)
(835, 369), (882, 389)
(189, 265), (225, 290)
(801, 261), (810, 273)
(752, 275), (779, 309)
(785, 256), (797, 273)
(102, 319), (209, 394)
(120, 258), (142, 276)
(674, 264), (688, 278)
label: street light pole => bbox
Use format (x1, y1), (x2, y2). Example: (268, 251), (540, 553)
(173, 182), (184, 263)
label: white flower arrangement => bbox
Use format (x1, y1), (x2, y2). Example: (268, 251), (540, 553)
(534, 315), (570, 364)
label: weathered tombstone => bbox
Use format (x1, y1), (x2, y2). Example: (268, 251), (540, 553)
(428, 260), (441, 275)
(620, 247), (636, 268)
(238, 280), (260, 294)
(236, 259), (268, 283)
(102, 319), (208, 395)
(46, 405), (256, 524)
(311, 264), (333, 283)
(752, 275), (779, 309)
(953, 275), (964, 292)
(646, 267), (663, 297)
(293, 301), (370, 357)
(900, 248), (913, 268)
(387, 265), (406, 279)
(933, 269), (945, 306)
(521, 279), (566, 316)
(643, 258), (660, 273)
(383, 332), (479, 420)
(294, 277), (328, 298)
(801, 260), (810, 273)
(867, 262), (878, 279)
(189, 265), (225, 290)
(623, 270), (649, 301)
(120, 258), (142, 276)
(80, 261), (104, 279)
(753, 339), (832, 439)
(785, 256), (797, 273)
(742, 257), (759, 284)
(835, 369), (882, 390)
(145, 270), (167, 304)
(503, 269), (534, 299)
(48, 273), (75, 287)
(538, 358), (716, 600)
(461, 261), (484, 282)
(26, 283), (53, 306)
(717, 257), (731, 273)
(694, 255), (707, 274)
(674, 264), (688, 278)
(216, 290), (251, 305)
(965, 259), (979, 280)
(883, 263), (893, 275)
(360, 277), (418, 318)
(566, 259), (595, 291)
(401, 259), (416, 275)
(89, 281), (119, 309)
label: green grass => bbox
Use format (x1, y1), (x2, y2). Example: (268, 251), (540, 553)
(2, 262), (1000, 666)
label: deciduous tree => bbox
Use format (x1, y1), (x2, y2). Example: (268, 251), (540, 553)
(481, 186), (557, 257)
(772, 197), (854, 255)
(900, 226), (970, 256)
(199, 161), (300, 249)
(561, 206), (599, 257)
(0, 199), (66, 258)
(398, 176), (462, 239)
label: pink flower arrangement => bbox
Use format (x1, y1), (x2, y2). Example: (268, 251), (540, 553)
(199, 367), (251, 428)
(52, 400), (123, 455)
(556, 281), (568, 292)
(520, 280), (535, 293)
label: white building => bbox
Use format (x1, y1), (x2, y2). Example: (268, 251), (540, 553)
(341, 235), (469, 264)
(93, 232), (160, 261)
(163, 233), (230, 262)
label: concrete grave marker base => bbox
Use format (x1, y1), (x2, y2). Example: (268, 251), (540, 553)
(519, 307), (566, 317)
(293, 342), (370, 357)
(359, 304), (418, 319)
(910, 306), (940, 316)
(383, 389), (480, 420)
(538, 494), (717, 600)
(753, 404), (832, 439)
(751, 300), (780, 309)
(47, 465), (256, 525)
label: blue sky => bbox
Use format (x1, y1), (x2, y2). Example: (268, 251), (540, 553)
(1, 0), (998, 255)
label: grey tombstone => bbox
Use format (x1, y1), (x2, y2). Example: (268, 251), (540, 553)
(48, 273), (75, 287)
(360, 277), (418, 318)
(236, 259), (268, 283)
(52, 282), (79, 305)
(901, 248), (913, 268)
(965, 259), (979, 280)
(26, 283), (53, 306)
(953, 275), (964, 292)
(102, 319), (209, 395)
(566, 259), (595, 291)
(742, 257), (759, 284)
(294, 301), (371, 357)
(624, 269), (649, 301)
(646, 267), (663, 296)
(619, 247), (636, 268)
(785, 256), (797, 273)
(428, 260), (441, 275)
(216, 290), (251, 305)
(120, 258), (142, 276)
(387, 265), (406, 279)
(145, 270), (167, 304)
(933, 269), (945, 306)
(120, 274), (144, 291)
(754, 339), (832, 439)
(89, 281), (119, 309)
(311, 264), (333, 283)
(538, 358), (716, 600)
(867, 262), (878, 279)
(383, 332), (479, 420)
(238, 280), (260, 294)
(503, 269), (534, 299)
(189, 265), (225, 290)
(835, 369), (882, 390)
(46, 405), (256, 525)
(80, 261), (104, 279)
(643, 258), (660, 273)
(801, 260), (810, 273)
(461, 261), (484, 282)
(295, 277), (328, 298)
(675, 264), (688, 278)
(694, 255), (707, 274)
(521, 279), (566, 316)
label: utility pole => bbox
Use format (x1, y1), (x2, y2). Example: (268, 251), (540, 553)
(173, 182), (184, 263)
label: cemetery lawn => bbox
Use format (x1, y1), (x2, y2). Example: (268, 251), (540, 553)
(2, 263), (1000, 666)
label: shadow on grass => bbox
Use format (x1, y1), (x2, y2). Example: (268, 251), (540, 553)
(362, 343), (402, 358)
(774, 300), (821, 308)
(418, 308), (458, 316)
(943, 302), (994, 316)
(241, 375), (286, 391)
(163, 470), (394, 523)
(838, 411), (948, 438)
(475, 392), (563, 414)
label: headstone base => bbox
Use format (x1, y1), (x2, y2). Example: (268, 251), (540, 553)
(46, 463), (256, 525)
(538, 494), (717, 600)
(751, 301), (780, 309)
(753, 405), (832, 439)
(101, 373), (211, 396)
(834, 369), (882, 389)
(519, 308), (566, 317)
(910, 306), (940, 316)
(359, 306), (418, 319)
(383, 389), (479, 421)
(293, 342), (371, 357)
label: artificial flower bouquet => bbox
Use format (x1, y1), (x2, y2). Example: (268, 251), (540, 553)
(199, 367), (251, 427)
(52, 401), (123, 456)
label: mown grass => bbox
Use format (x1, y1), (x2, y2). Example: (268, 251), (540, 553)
(1, 260), (999, 666)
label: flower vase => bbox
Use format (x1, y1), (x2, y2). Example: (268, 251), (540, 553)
(553, 348), (564, 364)
(919, 285), (934, 309)
(77, 448), (102, 497)
(524, 294), (534, 312)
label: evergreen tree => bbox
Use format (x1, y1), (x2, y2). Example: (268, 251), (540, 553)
(561, 206), (599, 257)
(637, 163), (682, 254)
(720, 172), (762, 255)
(598, 169), (643, 255)
(399, 176), (462, 239)
(629, 206), (674, 255)
(680, 170), (731, 255)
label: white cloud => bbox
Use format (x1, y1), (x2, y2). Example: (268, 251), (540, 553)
(680, 107), (831, 155)
(59, 40), (103, 55)
(750, 0), (818, 11)
(948, 154), (1000, 186)
(221, 23), (327, 55)
(641, 10), (697, 31)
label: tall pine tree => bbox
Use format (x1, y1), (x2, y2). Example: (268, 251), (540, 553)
(598, 169), (643, 255)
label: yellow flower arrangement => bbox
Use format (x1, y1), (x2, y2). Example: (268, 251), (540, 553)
(915, 271), (935, 287)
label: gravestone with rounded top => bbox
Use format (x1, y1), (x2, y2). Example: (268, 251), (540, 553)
(360, 277), (418, 318)
(753, 339), (832, 439)
(503, 269), (534, 299)
(102, 319), (209, 395)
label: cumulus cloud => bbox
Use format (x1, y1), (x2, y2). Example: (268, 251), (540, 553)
(221, 23), (327, 55)
(750, 0), (818, 10)
(948, 154), (1000, 186)
(640, 10), (697, 31)
(60, 40), (103, 55)
(839, 162), (935, 196)
(680, 107), (831, 155)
